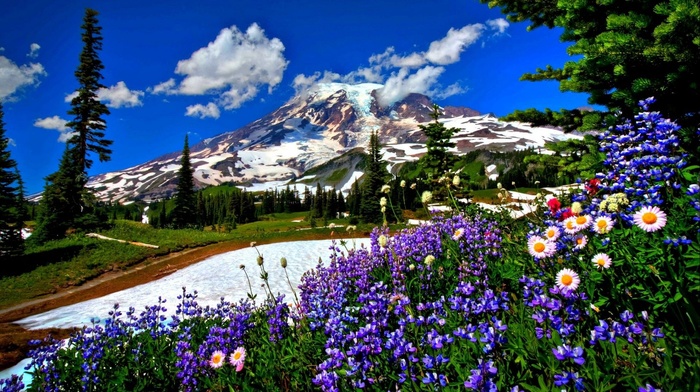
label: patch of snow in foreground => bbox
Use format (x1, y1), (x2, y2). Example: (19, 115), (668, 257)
(15, 239), (370, 331)
(0, 358), (31, 386)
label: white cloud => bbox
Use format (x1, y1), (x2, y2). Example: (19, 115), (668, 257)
(149, 78), (176, 95)
(159, 23), (288, 111)
(369, 47), (426, 69)
(425, 24), (485, 65)
(27, 43), (40, 58)
(487, 18), (510, 34)
(98, 81), (144, 108)
(34, 115), (76, 142)
(185, 102), (220, 119)
(293, 21), (499, 107)
(0, 56), (46, 101)
(292, 71), (342, 95)
(65, 81), (144, 108)
(375, 66), (445, 107)
(433, 82), (467, 99)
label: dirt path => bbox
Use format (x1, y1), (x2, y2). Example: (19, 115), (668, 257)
(0, 232), (347, 371)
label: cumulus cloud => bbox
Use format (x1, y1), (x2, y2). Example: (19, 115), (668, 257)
(0, 55), (46, 101)
(34, 115), (76, 142)
(154, 23), (288, 112)
(27, 43), (40, 58)
(292, 71), (342, 95)
(375, 66), (445, 107)
(98, 81), (144, 108)
(65, 81), (144, 108)
(293, 20), (508, 107)
(185, 102), (220, 119)
(487, 18), (509, 34)
(369, 47), (426, 69)
(149, 78), (176, 95)
(425, 24), (485, 65)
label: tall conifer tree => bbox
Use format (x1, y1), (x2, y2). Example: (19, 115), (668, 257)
(35, 8), (112, 241)
(360, 131), (389, 224)
(417, 105), (456, 181)
(66, 8), (112, 174)
(172, 134), (196, 228)
(0, 102), (24, 259)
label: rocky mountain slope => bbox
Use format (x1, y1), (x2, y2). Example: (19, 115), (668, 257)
(87, 83), (581, 202)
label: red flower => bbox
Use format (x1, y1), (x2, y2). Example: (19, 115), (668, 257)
(585, 179), (600, 196)
(547, 198), (561, 213)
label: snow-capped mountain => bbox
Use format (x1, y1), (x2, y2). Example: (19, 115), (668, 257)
(87, 83), (581, 202)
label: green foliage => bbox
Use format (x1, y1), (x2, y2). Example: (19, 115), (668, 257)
(360, 131), (389, 224)
(171, 135), (197, 228)
(416, 105), (457, 181)
(523, 135), (605, 183)
(0, 102), (24, 260)
(34, 8), (112, 242)
(33, 147), (88, 243)
(66, 8), (112, 172)
(480, 0), (700, 135)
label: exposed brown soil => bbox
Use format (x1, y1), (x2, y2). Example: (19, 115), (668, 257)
(0, 231), (349, 371)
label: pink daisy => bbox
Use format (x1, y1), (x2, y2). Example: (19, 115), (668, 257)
(555, 268), (581, 291)
(210, 350), (225, 368)
(573, 234), (588, 250)
(527, 235), (556, 259)
(592, 253), (612, 269)
(633, 206), (667, 232)
(562, 216), (579, 235)
(573, 214), (592, 230)
(229, 346), (246, 372)
(544, 226), (561, 242)
(593, 216), (614, 234)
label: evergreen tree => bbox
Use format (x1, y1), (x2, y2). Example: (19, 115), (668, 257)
(35, 8), (112, 241)
(348, 180), (361, 216)
(171, 135), (197, 228)
(34, 146), (85, 242)
(196, 192), (205, 228)
(360, 131), (389, 224)
(337, 190), (346, 216)
(479, 0), (700, 135)
(417, 105), (457, 181)
(314, 183), (324, 218)
(159, 202), (167, 228)
(302, 187), (312, 211)
(66, 8), (112, 174)
(0, 103), (23, 259)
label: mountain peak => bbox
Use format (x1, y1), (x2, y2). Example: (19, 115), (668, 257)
(86, 84), (580, 202)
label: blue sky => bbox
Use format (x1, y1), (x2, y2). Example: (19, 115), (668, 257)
(0, 0), (593, 194)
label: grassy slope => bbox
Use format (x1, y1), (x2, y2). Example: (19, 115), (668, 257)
(0, 216), (370, 310)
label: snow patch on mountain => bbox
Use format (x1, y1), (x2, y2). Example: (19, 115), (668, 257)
(85, 82), (582, 202)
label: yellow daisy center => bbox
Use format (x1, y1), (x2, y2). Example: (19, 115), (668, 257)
(232, 352), (242, 361)
(597, 220), (607, 229)
(534, 242), (546, 253)
(576, 216), (587, 225)
(597, 258), (605, 266)
(546, 229), (555, 238)
(566, 221), (575, 230)
(577, 237), (584, 245)
(561, 274), (573, 286)
(212, 353), (223, 363)
(642, 212), (657, 225)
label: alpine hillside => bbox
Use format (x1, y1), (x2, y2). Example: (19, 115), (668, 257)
(87, 83), (582, 202)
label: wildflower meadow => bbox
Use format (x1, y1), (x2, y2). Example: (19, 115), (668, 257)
(2, 99), (699, 391)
